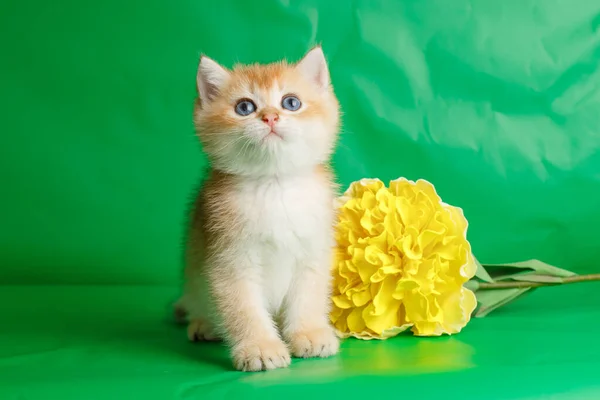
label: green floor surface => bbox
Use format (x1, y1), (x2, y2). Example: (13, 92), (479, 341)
(2, 284), (598, 400)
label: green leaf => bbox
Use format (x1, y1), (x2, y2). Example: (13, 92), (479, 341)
(481, 259), (576, 281)
(467, 258), (579, 317)
(474, 288), (533, 318)
(500, 259), (576, 277)
(473, 256), (494, 283)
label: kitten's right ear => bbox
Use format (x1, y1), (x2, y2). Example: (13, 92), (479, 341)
(296, 46), (330, 90)
(197, 56), (230, 103)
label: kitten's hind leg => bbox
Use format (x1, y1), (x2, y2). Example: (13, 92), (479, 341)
(187, 318), (221, 342)
(175, 276), (222, 341)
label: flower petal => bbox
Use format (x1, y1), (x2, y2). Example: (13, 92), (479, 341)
(347, 306), (367, 333)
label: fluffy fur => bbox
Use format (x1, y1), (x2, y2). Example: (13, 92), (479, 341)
(176, 46), (341, 372)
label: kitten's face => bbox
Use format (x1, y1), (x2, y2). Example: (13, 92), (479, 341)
(194, 47), (340, 176)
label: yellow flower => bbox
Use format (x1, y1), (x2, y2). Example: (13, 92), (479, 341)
(330, 178), (477, 338)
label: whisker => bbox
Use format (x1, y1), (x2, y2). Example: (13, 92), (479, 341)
(211, 135), (248, 155)
(234, 137), (254, 162)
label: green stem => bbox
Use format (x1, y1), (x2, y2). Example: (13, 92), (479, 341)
(477, 273), (600, 290)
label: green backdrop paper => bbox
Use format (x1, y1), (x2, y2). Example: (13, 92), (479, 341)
(2, 1), (599, 285)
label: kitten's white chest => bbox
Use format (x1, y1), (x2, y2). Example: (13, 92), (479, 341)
(238, 175), (329, 242)
(235, 174), (332, 310)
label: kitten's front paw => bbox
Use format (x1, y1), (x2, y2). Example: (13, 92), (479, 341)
(232, 339), (291, 372)
(289, 326), (340, 358)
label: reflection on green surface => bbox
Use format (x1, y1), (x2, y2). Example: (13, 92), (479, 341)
(339, 338), (475, 375)
(206, 336), (475, 386)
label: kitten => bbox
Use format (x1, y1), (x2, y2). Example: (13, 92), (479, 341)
(175, 46), (341, 372)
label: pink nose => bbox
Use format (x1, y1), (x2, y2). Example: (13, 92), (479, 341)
(261, 113), (279, 128)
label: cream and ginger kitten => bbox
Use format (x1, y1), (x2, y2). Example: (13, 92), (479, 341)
(175, 46), (341, 372)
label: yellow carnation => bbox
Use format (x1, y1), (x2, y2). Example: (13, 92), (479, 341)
(330, 178), (477, 339)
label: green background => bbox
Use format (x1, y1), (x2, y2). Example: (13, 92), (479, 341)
(1, 0), (599, 399)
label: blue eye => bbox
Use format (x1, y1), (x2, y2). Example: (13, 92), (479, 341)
(281, 95), (301, 111)
(235, 99), (256, 116)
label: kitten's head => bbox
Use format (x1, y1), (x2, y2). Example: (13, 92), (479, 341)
(194, 46), (340, 176)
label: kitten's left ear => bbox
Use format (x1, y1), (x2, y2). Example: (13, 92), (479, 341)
(296, 46), (330, 90)
(197, 55), (230, 103)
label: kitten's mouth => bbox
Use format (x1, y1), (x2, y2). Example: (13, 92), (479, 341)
(266, 129), (283, 139)
(259, 127), (283, 143)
